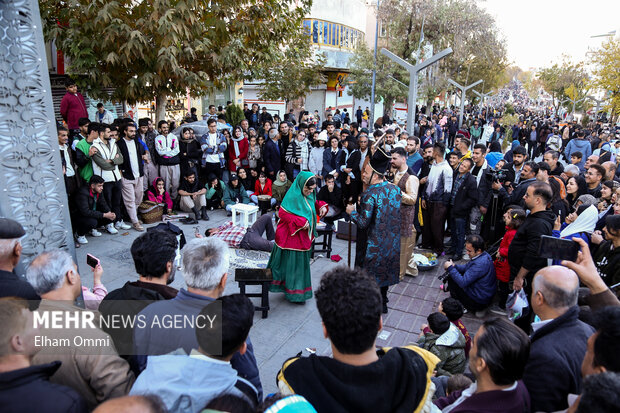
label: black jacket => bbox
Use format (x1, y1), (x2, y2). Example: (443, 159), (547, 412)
(99, 281), (178, 357)
(179, 139), (202, 174)
(0, 269), (39, 302)
(450, 172), (478, 217)
(74, 186), (110, 220)
(264, 139), (282, 175)
(499, 177), (536, 209)
(507, 209), (555, 277)
(0, 361), (88, 413)
(317, 185), (343, 209)
(116, 138), (145, 180)
(523, 306), (594, 412)
(471, 165), (493, 208)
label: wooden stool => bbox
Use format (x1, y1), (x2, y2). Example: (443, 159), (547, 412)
(311, 224), (334, 258)
(231, 203), (259, 228)
(235, 268), (272, 318)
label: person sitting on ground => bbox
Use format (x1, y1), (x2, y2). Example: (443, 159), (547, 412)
(98, 230), (178, 359)
(522, 265), (594, 412)
(0, 298), (88, 413)
(437, 297), (471, 357)
(434, 318), (531, 413)
(130, 294), (259, 412)
(277, 266), (439, 413)
(178, 170), (208, 221)
(133, 238), (262, 398)
(443, 235), (497, 315)
(0, 218), (39, 301)
(73, 175), (116, 244)
(271, 170), (292, 207)
(146, 177), (173, 213)
(250, 172), (276, 208)
(316, 173), (343, 223)
(446, 374), (473, 397)
(205, 173), (225, 210)
(199, 212), (276, 252)
(237, 167), (255, 199)
(26, 250), (135, 409)
(417, 312), (467, 376)
(223, 173), (251, 216)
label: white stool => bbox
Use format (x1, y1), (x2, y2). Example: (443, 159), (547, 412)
(231, 203), (259, 228)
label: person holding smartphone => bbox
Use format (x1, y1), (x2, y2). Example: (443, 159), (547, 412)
(81, 255), (107, 310)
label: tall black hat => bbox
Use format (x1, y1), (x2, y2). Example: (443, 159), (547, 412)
(369, 147), (391, 176)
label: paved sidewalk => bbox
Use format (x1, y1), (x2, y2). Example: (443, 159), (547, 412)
(75, 209), (487, 395)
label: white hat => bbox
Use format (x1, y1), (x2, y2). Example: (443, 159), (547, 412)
(318, 130), (329, 142)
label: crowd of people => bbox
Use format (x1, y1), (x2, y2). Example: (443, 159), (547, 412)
(1, 76), (620, 412)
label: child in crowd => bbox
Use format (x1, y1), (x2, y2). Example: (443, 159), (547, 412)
(446, 374), (473, 396)
(437, 297), (471, 357)
(417, 312), (467, 376)
(81, 262), (107, 310)
(570, 151), (584, 173)
(146, 177), (173, 213)
(494, 207), (526, 310)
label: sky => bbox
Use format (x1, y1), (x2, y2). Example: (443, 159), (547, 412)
(480, 0), (620, 70)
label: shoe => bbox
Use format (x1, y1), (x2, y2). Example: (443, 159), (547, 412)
(132, 222), (145, 232)
(227, 211), (232, 217)
(106, 224), (118, 234)
(76, 234), (88, 244)
(115, 220), (131, 230)
(489, 304), (507, 316)
(382, 302), (388, 314)
(90, 229), (102, 237)
(201, 207), (210, 221)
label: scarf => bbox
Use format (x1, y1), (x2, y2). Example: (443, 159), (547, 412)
(231, 130), (245, 157)
(273, 170), (291, 187)
(280, 171), (317, 237)
(560, 205), (598, 238)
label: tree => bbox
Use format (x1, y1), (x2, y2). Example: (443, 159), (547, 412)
(347, 0), (507, 113)
(591, 39), (620, 123)
(256, 41), (326, 110)
(537, 58), (588, 115)
(40, 0), (312, 121)
(225, 104), (245, 127)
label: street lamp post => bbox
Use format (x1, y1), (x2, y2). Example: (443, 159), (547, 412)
(448, 79), (483, 128)
(369, 0), (380, 133)
(381, 47), (453, 135)
(587, 96), (607, 122)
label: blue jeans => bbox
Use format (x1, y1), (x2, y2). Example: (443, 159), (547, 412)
(449, 216), (466, 257)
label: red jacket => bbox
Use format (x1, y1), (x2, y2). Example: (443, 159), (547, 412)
(60, 92), (88, 129)
(227, 138), (249, 172)
(252, 179), (273, 197)
(494, 227), (516, 282)
(274, 203), (326, 251)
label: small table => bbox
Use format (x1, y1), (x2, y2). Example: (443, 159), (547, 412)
(231, 203), (259, 228)
(311, 224), (334, 258)
(235, 268), (273, 318)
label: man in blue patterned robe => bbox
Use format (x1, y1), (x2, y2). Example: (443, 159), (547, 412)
(347, 147), (401, 313)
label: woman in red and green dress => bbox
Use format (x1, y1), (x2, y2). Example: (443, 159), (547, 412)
(268, 171), (327, 303)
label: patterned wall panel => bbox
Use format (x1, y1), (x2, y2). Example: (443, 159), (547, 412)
(0, 0), (75, 273)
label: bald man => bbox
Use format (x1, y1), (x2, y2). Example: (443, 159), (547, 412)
(601, 161), (616, 181)
(522, 266), (595, 412)
(93, 395), (165, 413)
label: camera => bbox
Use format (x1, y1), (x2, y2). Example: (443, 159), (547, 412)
(438, 271), (450, 292)
(486, 168), (509, 184)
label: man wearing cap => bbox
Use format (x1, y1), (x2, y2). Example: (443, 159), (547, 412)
(0, 218), (39, 300)
(347, 148), (402, 313)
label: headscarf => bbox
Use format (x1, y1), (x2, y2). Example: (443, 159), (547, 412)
(560, 205), (598, 238)
(273, 170), (290, 187)
(263, 395), (318, 413)
(511, 140), (520, 150)
(280, 171), (317, 237)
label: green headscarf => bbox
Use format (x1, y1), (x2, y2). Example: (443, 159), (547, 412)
(280, 171), (317, 237)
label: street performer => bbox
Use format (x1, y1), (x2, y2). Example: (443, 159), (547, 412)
(391, 147), (420, 278)
(347, 147), (401, 314)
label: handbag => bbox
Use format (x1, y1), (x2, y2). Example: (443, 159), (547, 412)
(506, 289), (529, 322)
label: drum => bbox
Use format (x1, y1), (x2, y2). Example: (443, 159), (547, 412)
(257, 195), (271, 215)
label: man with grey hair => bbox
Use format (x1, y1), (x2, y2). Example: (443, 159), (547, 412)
(562, 163), (581, 181)
(26, 249), (134, 409)
(601, 161), (616, 181)
(133, 237), (262, 398)
(522, 265), (595, 412)
(0, 218), (39, 301)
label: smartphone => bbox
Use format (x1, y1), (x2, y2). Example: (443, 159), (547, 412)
(538, 235), (579, 262)
(86, 254), (100, 269)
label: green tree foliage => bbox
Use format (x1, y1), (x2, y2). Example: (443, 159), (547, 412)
(348, 0), (507, 113)
(537, 58), (588, 115)
(225, 104), (245, 127)
(591, 39), (620, 122)
(40, 0), (312, 120)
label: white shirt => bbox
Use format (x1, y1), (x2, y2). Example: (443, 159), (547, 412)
(124, 138), (140, 179)
(205, 133), (220, 163)
(60, 144), (75, 177)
